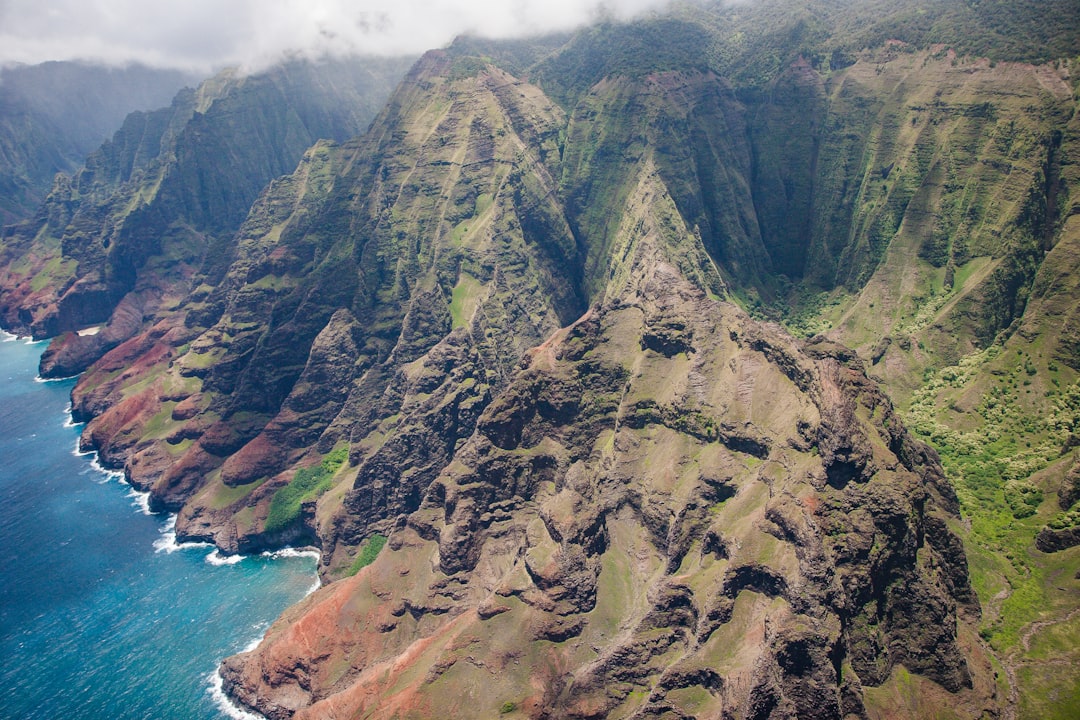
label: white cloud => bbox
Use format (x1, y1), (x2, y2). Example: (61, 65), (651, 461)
(0, 0), (675, 73)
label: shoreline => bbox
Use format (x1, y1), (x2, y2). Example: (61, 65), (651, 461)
(1, 335), (320, 719)
(65, 412), (323, 720)
(65, 415), (324, 719)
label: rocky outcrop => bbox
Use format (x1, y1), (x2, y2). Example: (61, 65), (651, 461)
(1035, 458), (1080, 552)
(219, 159), (992, 718)
(1035, 525), (1080, 553)
(38, 289), (159, 377)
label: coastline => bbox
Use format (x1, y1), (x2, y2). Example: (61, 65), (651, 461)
(62, 396), (325, 719)
(0, 334), (321, 719)
(65, 394), (326, 720)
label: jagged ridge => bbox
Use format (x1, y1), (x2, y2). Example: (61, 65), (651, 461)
(219, 162), (991, 719)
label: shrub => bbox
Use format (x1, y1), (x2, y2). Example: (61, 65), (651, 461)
(264, 446), (349, 534)
(346, 534), (387, 576)
(1004, 479), (1043, 519)
(1048, 508), (1080, 531)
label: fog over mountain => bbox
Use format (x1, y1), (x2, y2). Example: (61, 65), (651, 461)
(0, 0), (676, 72)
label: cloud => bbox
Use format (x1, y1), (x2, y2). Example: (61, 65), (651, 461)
(0, 0), (676, 73)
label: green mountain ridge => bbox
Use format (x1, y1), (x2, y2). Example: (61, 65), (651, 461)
(0, 62), (199, 224)
(2, 1), (1080, 717)
(0, 56), (414, 366)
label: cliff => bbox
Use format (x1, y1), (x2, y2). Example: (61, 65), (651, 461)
(219, 161), (993, 719)
(0, 61), (197, 224)
(2, 0), (1080, 717)
(0, 55), (413, 355)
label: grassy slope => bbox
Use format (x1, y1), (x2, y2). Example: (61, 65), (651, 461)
(798, 50), (1080, 720)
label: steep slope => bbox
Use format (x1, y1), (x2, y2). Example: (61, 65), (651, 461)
(794, 50), (1075, 382)
(0, 61), (197, 223)
(38, 44), (996, 717)
(221, 161), (992, 720)
(0, 56), (413, 363)
(74, 53), (588, 561)
(837, 71), (1080, 717)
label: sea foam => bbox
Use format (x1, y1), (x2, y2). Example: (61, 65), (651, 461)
(262, 547), (320, 561)
(206, 550), (246, 566)
(262, 548), (322, 595)
(88, 455), (124, 480)
(207, 671), (264, 720)
(153, 514), (212, 554)
(3, 334), (320, 718)
(128, 487), (154, 516)
(206, 621), (274, 719)
(69, 439), (154, 513)
(73, 443), (125, 486)
(242, 623), (270, 652)
(34, 372), (78, 383)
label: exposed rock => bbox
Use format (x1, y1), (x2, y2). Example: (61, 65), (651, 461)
(1058, 458), (1080, 510)
(1035, 526), (1080, 553)
(218, 160), (988, 718)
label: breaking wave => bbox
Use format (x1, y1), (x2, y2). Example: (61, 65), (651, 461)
(153, 514), (212, 554)
(207, 670), (264, 720)
(206, 550), (246, 566)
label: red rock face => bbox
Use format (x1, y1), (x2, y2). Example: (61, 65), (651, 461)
(82, 381), (162, 465)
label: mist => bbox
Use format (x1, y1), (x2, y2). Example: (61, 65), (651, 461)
(0, 0), (678, 73)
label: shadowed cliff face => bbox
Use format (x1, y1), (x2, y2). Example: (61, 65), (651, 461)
(0, 56), (414, 347)
(0, 62), (199, 225)
(4, 3), (1080, 716)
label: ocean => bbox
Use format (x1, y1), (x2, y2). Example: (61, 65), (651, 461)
(0, 333), (318, 719)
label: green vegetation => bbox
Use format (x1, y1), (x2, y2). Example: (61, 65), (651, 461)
(1048, 507), (1080, 532)
(531, 18), (712, 107)
(345, 534), (387, 576)
(449, 55), (492, 80)
(208, 478), (265, 510)
(264, 446), (349, 534)
(140, 403), (179, 439)
(905, 348), (1080, 647)
(1004, 479), (1043, 520)
(449, 274), (483, 329)
(29, 255), (76, 292)
(779, 289), (847, 338)
(847, 0), (1080, 65)
(1016, 613), (1080, 719)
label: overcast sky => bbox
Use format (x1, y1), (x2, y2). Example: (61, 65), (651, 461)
(0, 0), (679, 73)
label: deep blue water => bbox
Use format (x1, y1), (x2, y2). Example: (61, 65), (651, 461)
(0, 334), (318, 719)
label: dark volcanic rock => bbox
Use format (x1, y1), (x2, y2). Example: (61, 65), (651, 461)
(1036, 525), (1080, 553)
(217, 171), (989, 718)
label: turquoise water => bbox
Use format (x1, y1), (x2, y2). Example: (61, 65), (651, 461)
(0, 333), (318, 719)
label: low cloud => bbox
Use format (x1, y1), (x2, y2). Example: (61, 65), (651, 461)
(0, 0), (676, 73)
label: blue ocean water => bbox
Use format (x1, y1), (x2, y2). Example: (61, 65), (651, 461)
(0, 334), (318, 719)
